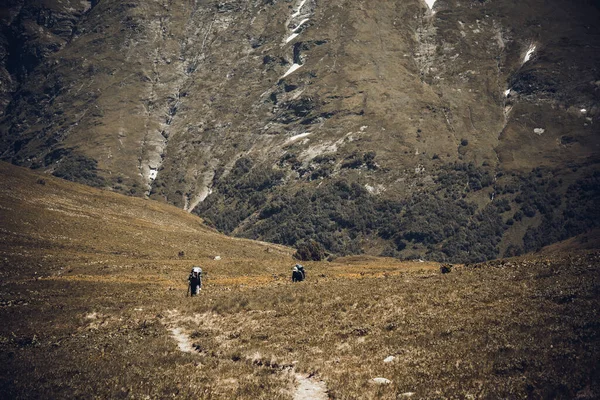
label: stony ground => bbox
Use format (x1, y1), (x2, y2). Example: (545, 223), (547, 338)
(1, 162), (599, 399)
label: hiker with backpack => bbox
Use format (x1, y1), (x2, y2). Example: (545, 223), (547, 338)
(291, 264), (305, 282)
(188, 266), (202, 296)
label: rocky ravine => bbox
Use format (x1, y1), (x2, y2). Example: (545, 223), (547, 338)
(0, 0), (599, 262)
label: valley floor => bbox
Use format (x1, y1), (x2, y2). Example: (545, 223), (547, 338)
(0, 252), (598, 399)
(0, 162), (599, 398)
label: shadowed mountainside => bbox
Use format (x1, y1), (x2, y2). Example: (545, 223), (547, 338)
(0, 0), (599, 261)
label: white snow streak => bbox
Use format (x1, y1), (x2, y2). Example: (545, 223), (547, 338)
(523, 44), (536, 64)
(148, 168), (158, 180)
(504, 89), (511, 97)
(285, 132), (312, 144)
(286, 33), (300, 43)
(293, 18), (310, 32)
(292, 0), (308, 19)
(282, 63), (302, 78)
(424, 0), (436, 9)
(185, 170), (216, 213)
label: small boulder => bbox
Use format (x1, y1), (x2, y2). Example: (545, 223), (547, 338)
(214, 255), (221, 261)
(371, 377), (391, 385)
(440, 264), (453, 274)
(383, 356), (396, 363)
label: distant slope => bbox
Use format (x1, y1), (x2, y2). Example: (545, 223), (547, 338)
(0, 161), (294, 283)
(0, 0), (599, 261)
(539, 228), (600, 255)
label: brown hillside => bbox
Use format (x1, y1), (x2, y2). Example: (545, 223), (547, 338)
(0, 161), (599, 399)
(1, 0), (599, 262)
(0, 160), (295, 283)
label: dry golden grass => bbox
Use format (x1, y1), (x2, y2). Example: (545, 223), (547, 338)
(1, 162), (599, 399)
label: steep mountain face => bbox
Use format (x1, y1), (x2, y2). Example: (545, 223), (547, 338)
(1, 0), (599, 262)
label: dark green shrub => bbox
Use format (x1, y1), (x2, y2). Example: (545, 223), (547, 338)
(294, 240), (326, 261)
(51, 152), (105, 187)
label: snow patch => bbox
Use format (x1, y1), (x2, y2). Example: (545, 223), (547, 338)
(285, 132), (312, 144)
(189, 187), (212, 208)
(424, 0), (436, 9)
(282, 63), (303, 78)
(301, 143), (338, 162)
(291, 0), (309, 19)
(384, 356), (396, 363)
(148, 168), (158, 181)
(286, 33), (300, 43)
(293, 18), (310, 32)
(504, 88), (511, 97)
(580, 109), (587, 114)
(534, 128), (545, 135)
(523, 44), (536, 64)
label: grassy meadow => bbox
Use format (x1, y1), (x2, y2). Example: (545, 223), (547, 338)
(0, 162), (598, 399)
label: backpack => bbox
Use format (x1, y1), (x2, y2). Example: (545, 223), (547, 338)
(190, 266), (202, 281)
(296, 264), (305, 280)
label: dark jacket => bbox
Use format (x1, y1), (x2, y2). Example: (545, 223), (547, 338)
(292, 270), (304, 282)
(189, 273), (202, 294)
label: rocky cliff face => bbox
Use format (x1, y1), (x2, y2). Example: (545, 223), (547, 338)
(1, 0), (599, 262)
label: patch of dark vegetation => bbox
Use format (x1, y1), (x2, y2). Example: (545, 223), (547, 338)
(440, 264), (453, 273)
(278, 152), (302, 169)
(198, 160), (600, 263)
(510, 70), (558, 97)
(435, 162), (494, 192)
(275, 98), (317, 124)
(196, 158), (284, 233)
(294, 240), (326, 261)
(241, 176), (505, 262)
(521, 169), (600, 252)
(46, 149), (105, 187)
(341, 151), (378, 170)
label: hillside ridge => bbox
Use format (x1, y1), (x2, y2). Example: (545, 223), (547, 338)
(0, 0), (599, 261)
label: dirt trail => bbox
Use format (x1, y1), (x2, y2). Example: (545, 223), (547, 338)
(169, 327), (195, 353)
(164, 309), (329, 398)
(164, 310), (199, 354)
(294, 373), (328, 400)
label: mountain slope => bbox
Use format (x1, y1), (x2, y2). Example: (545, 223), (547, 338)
(0, 160), (294, 283)
(0, 161), (599, 399)
(0, 0), (599, 261)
